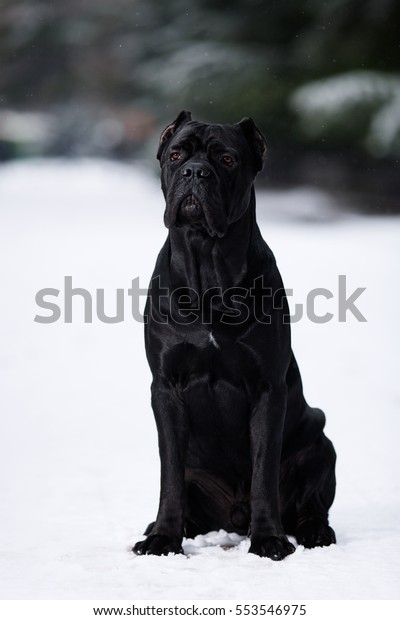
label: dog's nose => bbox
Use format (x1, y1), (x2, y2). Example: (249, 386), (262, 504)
(181, 163), (210, 179)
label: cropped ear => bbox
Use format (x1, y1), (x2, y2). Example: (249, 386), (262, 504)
(157, 110), (192, 161)
(236, 117), (267, 172)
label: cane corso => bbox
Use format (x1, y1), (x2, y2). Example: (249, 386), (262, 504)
(133, 111), (336, 560)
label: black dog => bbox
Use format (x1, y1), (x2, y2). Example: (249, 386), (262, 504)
(133, 111), (336, 560)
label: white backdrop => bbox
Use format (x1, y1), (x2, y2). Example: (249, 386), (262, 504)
(0, 159), (399, 599)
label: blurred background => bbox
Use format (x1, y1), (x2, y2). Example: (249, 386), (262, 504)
(1, 0), (400, 599)
(0, 0), (399, 211)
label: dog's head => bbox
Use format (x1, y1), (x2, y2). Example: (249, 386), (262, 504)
(157, 111), (267, 238)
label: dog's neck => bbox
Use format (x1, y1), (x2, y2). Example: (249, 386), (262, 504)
(168, 188), (259, 293)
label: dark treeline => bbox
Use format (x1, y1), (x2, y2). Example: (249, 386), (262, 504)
(0, 0), (399, 203)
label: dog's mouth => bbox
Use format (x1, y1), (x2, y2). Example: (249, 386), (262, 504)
(165, 191), (227, 238)
(177, 194), (204, 224)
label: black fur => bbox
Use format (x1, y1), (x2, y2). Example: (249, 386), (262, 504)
(133, 112), (336, 560)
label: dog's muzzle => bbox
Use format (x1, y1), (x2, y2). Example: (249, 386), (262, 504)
(163, 160), (227, 237)
(178, 195), (203, 223)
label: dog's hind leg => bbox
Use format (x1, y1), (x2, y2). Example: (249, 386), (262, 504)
(295, 434), (336, 548)
(281, 433), (336, 548)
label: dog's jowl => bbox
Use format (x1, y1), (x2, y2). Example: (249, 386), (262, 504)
(133, 111), (336, 561)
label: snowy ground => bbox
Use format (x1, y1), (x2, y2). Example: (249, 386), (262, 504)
(0, 159), (399, 600)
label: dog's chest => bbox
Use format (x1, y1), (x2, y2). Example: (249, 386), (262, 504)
(208, 331), (220, 350)
(163, 328), (260, 392)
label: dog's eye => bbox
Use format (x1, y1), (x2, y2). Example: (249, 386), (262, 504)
(222, 155), (235, 167)
(170, 152), (181, 162)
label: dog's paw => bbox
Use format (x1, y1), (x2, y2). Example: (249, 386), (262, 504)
(296, 520), (336, 548)
(132, 534), (184, 556)
(143, 521), (155, 536)
(249, 535), (295, 561)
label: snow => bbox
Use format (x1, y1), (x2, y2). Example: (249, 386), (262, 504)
(291, 71), (400, 114)
(138, 42), (257, 96)
(0, 158), (399, 600)
(290, 71), (400, 155)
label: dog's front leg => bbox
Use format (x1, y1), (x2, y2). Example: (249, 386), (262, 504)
(133, 380), (187, 556)
(249, 385), (295, 561)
